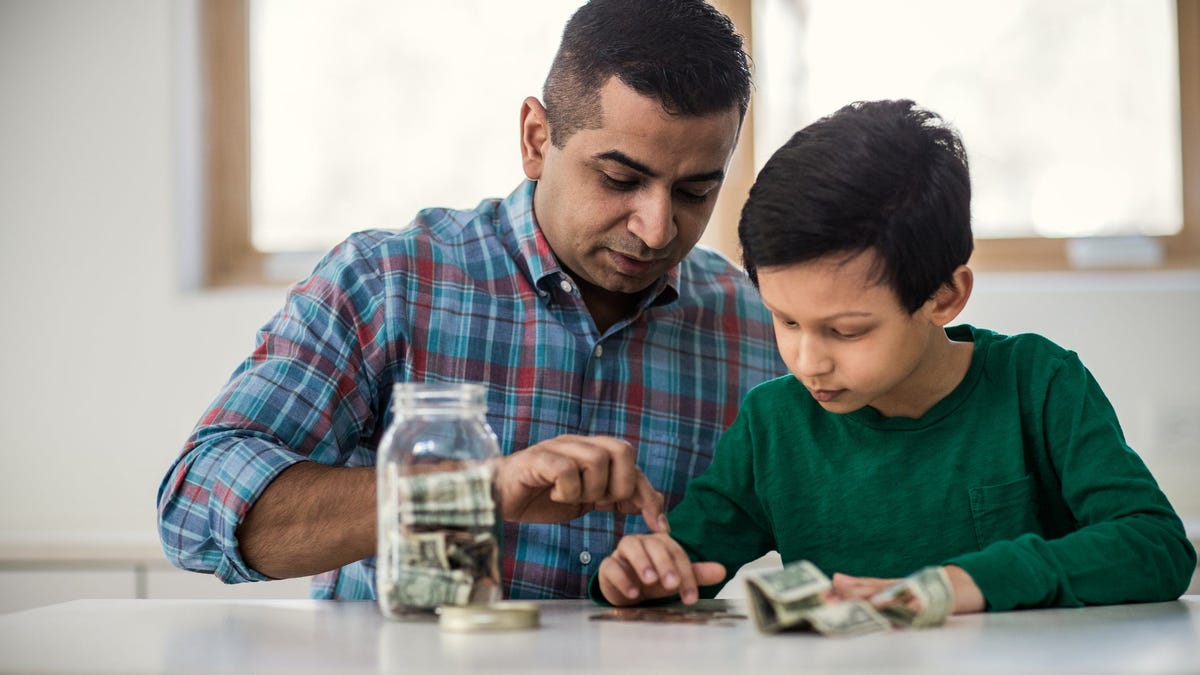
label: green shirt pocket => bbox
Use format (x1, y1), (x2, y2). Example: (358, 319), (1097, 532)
(968, 475), (1040, 550)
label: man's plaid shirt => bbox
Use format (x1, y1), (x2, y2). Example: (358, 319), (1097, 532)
(157, 180), (784, 599)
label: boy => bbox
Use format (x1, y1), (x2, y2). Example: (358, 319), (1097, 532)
(594, 99), (1196, 613)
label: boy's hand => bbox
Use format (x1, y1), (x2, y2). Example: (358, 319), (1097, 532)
(941, 565), (984, 613)
(831, 565), (985, 614)
(830, 572), (894, 601)
(597, 533), (726, 606)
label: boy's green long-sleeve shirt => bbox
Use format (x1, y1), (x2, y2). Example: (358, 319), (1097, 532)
(665, 325), (1195, 611)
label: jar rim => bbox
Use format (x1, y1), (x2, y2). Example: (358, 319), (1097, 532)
(392, 382), (486, 395)
(390, 382), (488, 412)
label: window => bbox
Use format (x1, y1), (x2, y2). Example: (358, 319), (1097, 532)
(754, 0), (1199, 270)
(196, 0), (1199, 287)
(249, 1), (582, 256)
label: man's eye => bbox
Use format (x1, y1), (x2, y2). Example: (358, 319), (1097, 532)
(602, 174), (638, 191)
(832, 329), (865, 339)
(676, 189), (709, 204)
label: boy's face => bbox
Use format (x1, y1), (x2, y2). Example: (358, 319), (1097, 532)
(756, 249), (954, 418)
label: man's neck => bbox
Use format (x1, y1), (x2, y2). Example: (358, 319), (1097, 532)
(576, 278), (642, 334)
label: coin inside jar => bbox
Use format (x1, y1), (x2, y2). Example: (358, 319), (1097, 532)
(438, 601), (541, 632)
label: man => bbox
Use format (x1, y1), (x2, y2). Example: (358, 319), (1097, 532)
(157, 0), (784, 600)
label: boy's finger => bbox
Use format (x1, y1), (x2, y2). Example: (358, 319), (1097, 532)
(641, 536), (686, 591)
(672, 540), (705, 598)
(615, 536), (659, 587)
(643, 536), (701, 604)
(598, 556), (643, 605)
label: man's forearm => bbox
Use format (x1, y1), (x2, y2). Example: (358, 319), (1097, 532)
(236, 462), (377, 579)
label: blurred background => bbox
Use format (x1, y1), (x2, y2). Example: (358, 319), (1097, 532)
(1, 0), (1196, 613)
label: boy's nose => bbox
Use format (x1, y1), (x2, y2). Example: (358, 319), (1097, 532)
(795, 336), (833, 377)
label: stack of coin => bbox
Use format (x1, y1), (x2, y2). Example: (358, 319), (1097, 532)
(438, 601), (541, 632)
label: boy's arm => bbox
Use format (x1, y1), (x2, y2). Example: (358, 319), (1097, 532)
(945, 355), (1196, 611)
(589, 407), (777, 604)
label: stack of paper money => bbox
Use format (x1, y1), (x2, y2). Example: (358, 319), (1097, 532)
(744, 560), (952, 637)
(380, 464), (502, 611)
(399, 465), (497, 528)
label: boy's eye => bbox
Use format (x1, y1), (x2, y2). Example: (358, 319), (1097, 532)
(832, 328), (866, 339)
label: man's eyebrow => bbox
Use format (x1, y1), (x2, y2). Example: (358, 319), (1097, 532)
(595, 150), (725, 184)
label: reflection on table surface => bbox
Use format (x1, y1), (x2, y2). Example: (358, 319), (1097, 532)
(1, 596), (1197, 674)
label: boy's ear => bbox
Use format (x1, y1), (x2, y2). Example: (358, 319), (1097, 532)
(520, 97), (551, 181)
(928, 265), (973, 326)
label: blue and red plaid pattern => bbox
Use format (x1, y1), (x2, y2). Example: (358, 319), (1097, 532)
(157, 180), (785, 599)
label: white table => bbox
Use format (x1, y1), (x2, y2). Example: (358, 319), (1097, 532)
(1, 597), (1198, 674)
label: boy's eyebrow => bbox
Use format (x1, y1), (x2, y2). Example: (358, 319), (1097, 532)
(595, 150), (725, 183)
(762, 303), (874, 321)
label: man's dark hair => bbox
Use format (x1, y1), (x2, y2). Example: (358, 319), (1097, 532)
(543, 0), (752, 147)
(739, 99), (974, 313)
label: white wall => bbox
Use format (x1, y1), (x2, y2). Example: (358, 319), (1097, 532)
(1, 1), (1196, 569)
(0, 0), (288, 549)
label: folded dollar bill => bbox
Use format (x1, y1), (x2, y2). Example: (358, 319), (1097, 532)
(870, 565), (953, 628)
(744, 560), (953, 637)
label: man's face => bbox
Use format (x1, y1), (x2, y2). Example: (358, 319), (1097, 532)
(756, 249), (949, 419)
(522, 78), (741, 298)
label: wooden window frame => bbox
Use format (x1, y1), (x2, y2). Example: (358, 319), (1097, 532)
(199, 0), (1200, 287)
(201, 0), (260, 287)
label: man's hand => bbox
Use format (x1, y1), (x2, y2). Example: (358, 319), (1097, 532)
(597, 532), (726, 606)
(491, 435), (668, 533)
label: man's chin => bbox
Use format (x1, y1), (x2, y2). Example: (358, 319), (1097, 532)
(602, 272), (662, 296)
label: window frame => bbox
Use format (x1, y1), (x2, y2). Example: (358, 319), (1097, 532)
(197, 0), (1200, 287)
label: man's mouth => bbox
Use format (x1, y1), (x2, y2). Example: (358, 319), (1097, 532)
(609, 250), (666, 274)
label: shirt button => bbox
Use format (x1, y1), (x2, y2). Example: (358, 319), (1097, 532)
(579, 550), (592, 565)
(593, 344), (603, 358)
(559, 279), (573, 293)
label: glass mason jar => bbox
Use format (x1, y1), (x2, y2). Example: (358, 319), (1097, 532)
(376, 382), (503, 618)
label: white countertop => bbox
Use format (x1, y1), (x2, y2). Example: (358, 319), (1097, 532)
(1, 597), (1198, 675)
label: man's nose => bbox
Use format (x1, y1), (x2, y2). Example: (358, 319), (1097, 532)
(627, 189), (676, 250)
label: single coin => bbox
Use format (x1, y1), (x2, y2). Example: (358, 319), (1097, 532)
(438, 601), (541, 632)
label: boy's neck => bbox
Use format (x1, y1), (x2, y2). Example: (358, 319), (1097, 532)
(871, 334), (974, 419)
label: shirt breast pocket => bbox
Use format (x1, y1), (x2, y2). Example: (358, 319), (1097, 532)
(968, 475), (1041, 550)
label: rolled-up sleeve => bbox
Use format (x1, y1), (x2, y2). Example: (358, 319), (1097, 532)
(156, 236), (392, 583)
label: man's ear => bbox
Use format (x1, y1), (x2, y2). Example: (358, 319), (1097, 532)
(928, 265), (974, 327)
(520, 97), (551, 181)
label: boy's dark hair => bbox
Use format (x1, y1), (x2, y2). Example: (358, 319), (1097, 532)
(739, 99), (974, 313)
(543, 0), (752, 147)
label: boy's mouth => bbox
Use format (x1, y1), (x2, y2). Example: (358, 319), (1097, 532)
(808, 388), (845, 403)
